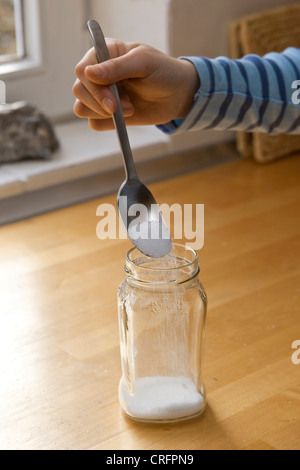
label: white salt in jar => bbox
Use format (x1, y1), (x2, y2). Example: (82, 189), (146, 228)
(117, 243), (207, 423)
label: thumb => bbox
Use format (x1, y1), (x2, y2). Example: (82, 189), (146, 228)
(84, 49), (147, 85)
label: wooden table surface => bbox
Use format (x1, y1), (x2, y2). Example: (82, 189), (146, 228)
(0, 153), (300, 450)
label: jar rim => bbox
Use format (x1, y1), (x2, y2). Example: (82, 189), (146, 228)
(126, 243), (199, 272)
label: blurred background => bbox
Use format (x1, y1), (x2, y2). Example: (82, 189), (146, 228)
(0, 0), (297, 224)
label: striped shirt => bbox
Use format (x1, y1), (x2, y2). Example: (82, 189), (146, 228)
(158, 47), (300, 135)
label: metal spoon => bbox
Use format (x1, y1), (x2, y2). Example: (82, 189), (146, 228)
(87, 20), (172, 258)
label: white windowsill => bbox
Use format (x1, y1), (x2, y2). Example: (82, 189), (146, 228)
(0, 58), (44, 80)
(0, 117), (235, 225)
(0, 119), (170, 201)
(0, 119), (171, 224)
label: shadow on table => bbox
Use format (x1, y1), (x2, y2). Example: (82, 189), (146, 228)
(120, 402), (239, 450)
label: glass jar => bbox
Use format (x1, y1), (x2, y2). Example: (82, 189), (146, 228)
(117, 243), (207, 423)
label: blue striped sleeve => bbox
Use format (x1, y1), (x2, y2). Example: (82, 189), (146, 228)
(157, 47), (300, 135)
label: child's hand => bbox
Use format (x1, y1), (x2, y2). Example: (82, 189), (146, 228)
(73, 39), (199, 131)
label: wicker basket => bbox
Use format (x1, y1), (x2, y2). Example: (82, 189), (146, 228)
(230, 4), (300, 163)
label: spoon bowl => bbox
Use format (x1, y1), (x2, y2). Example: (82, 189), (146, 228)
(118, 178), (172, 258)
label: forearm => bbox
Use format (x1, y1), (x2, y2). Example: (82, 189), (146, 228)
(158, 47), (300, 135)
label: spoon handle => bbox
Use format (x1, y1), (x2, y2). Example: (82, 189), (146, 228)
(87, 20), (137, 181)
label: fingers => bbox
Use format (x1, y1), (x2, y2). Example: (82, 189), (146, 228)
(74, 99), (105, 119)
(74, 39), (135, 82)
(73, 75), (134, 119)
(73, 41), (139, 127)
(73, 79), (110, 116)
(84, 43), (151, 85)
(73, 96), (134, 119)
(89, 113), (136, 131)
(73, 76), (134, 123)
(89, 118), (115, 131)
(74, 48), (118, 113)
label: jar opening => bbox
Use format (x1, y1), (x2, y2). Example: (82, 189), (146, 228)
(125, 243), (199, 285)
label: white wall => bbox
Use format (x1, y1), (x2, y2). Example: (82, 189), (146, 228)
(89, 0), (171, 53)
(91, 0), (297, 57)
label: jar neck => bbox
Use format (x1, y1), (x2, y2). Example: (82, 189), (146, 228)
(125, 244), (200, 287)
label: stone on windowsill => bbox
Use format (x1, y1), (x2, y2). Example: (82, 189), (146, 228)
(0, 101), (59, 163)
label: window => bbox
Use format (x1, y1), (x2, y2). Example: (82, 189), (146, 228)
(0, 0), (24, 63)
(0, 0), (42, 78)
(0, 0), (89, 120)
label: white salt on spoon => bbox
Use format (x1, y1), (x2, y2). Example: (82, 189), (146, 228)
(128, 218), (172, 258)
